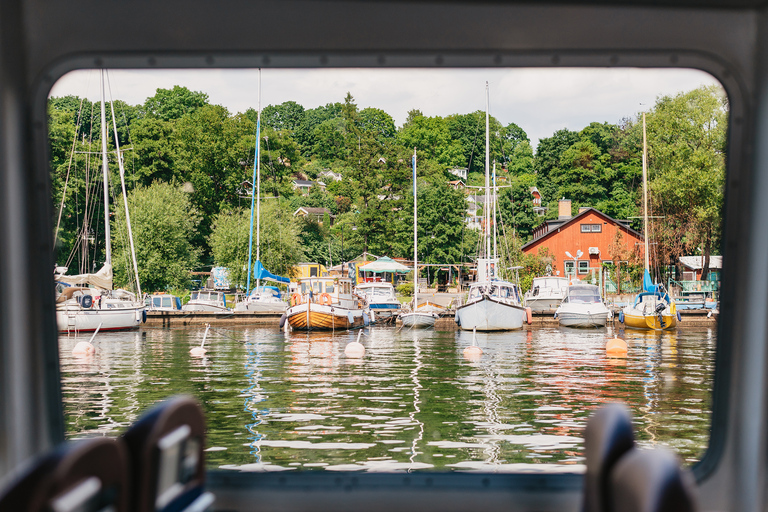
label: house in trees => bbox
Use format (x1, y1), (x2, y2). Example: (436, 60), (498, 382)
(521, 199), (643, 277)
(530, 187), (547, 216)
(448, 167), (468, 180)
(292, 179), (325, 194)
(293, 207), (335, 226)
(448, 180), (466, 191)
(679, 255), (723, 281)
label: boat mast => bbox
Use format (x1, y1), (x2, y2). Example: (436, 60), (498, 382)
(246, 69), (262, 294)
(485, 82), (491, 280)
(413, 147), (418, 311)
(100, 70), (111, 266)
(642, 112), (649, 272)
(493, 161), (497, 262)
(108, 74), (142, 297)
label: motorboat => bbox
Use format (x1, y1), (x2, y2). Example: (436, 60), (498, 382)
(356, 282), (400, 321)
(555, 284), (611, 327)
(524, 276), (570, 313)
(286, 277), (367, 330)
(182, 290), (230, 312)
(456, 280), (528, 331)
(145, 293), (182, 311)
(234, 285), (287, 313)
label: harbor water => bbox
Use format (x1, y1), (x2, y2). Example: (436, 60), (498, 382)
(58, 325), (715, 473)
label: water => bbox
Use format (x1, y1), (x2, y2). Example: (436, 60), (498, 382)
(58, 325), (715, 473)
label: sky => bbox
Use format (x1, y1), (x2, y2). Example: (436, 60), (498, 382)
(49, 68), (722, 148)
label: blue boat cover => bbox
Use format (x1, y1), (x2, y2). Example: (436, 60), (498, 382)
(254, 260), (290, 284)
(642, 268), (658, 293)
(249, 285), (282, 298)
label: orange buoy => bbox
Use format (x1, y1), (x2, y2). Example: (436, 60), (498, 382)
(606, 337), (628, 357)
(525, 307), (533, 325)
(345, 341), (365, 358)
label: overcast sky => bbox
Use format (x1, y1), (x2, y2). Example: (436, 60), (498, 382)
(50, 68), (721, 148)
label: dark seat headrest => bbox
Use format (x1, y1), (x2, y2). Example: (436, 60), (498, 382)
(583, 403), (635, 512)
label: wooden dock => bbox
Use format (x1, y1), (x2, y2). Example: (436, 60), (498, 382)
(145, 308), (717, 330)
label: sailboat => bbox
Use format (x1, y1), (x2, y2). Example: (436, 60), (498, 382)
(234, 69), (289, 314)
(55, 70), (145, 333)
(620, 112), (677, 330)
(455, 83), (528, 331)
(399, 148), (438, 328)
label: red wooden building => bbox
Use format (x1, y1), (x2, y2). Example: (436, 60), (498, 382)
(521, 200), (644, 277)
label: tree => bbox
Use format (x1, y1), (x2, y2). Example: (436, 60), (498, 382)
(142, 86), (209, 121)
(258, 101), (305, 133)
(112, 182), (202, 292)
(645, 85), (727, 276)
(210, 202), (304, 288)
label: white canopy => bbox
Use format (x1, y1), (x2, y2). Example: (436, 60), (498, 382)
(358, 257), (411, 274)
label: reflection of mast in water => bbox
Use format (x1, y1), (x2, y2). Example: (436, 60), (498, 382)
(409, 333), (424, 467)
(637, 331), (668, 443)
(480, 355), (503, 466)
(243, 332), (268, 462)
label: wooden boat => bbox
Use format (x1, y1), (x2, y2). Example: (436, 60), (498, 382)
(286, 277), (367, 331)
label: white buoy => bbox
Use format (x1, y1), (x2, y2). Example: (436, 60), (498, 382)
(190, 324), (210, 357)
(72, 323), (102, 356)
(345, 330), (366, 358)
(463, 327), (483, 360)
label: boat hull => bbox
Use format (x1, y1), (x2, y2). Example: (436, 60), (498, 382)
(234, 300), (287, 313)
(526, 297), (564, 314)
(456, 296), (526, 331)
(57, 304), (144, 333)
(622, 309), (677, 330)
(556, 304), (610, 328)
(399, 312), (436, 328)
(286, 302), (364, 331)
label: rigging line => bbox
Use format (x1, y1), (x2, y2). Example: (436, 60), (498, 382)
(54, 95), (87, 248)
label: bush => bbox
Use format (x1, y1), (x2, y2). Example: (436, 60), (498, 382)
(397, 283), (414, 297)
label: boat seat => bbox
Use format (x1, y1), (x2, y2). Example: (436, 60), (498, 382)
(609, 447), (698, 512)
(582, 403), (636, 512)
(0, 437), (129, 511)
(122, 395), (213, 512)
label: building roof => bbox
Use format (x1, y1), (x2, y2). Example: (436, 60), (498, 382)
(679, 255), (723, 270)
(293, 207), (333, 216)
(521, 207), (642, 251)
(293, 179), (314, 186)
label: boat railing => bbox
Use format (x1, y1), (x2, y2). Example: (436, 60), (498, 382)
(669, 279), (719, 294)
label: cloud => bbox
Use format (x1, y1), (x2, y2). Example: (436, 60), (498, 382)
(50, 67), (721, 148)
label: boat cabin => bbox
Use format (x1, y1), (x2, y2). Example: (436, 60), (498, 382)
(563, 284), (602, 304)
(145, 293), (182, 311)
(467, 281), (522, 303)
(294, 277), (359, 309)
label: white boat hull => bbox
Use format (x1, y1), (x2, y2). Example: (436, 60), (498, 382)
(57, 303), (144, 333)
(182, 303), (230, 313)
(526, 296), (564, 314)
(555, 303), (610, 327)
(456, 296), (526, 331)
(399, 312), (437, 328)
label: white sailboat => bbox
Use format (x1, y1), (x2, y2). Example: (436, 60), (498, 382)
(455, 83), (528, 331)
(235, 69), (289, 314)
(620, 112), (677, 330)
(399, 148), (438, 329)
(55, 70), (145, 333)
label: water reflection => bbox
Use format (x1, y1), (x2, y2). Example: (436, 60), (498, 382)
(59, 325), (715, 471)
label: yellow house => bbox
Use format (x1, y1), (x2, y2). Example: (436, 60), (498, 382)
(293, 262), (329, 279)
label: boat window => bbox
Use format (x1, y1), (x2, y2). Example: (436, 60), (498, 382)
(50, 67), (724, 479)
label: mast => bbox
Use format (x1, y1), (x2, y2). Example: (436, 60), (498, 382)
(100, 70), (111, 266)
(485, 82), (491, 280)
(246, 69), (262, 293)
(109, 76), (142, 297)
(413, 147), (418, 311)
(642, 112), (649, 271)
(493, 161), (497, 261)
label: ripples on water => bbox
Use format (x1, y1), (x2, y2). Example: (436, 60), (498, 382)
(58, 325), (715, 473)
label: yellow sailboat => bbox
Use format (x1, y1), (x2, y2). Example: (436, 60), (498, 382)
(620, 112), (677, 330)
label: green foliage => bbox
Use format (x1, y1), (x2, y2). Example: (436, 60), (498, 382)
(209, 202), (304, 288)
(112, 182), (201, 292)
(143, 86), (209, 121)
(396, 283), (414, 297)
